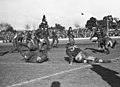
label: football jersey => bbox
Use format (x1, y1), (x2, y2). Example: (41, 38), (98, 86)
(68, 45), (82, 57)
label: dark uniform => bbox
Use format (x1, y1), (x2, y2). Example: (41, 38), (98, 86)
(67, 27), (75, 45)
(39, 15), (50, 50)
(90, 30), (117, 54)
(66, 43), (111, 65)
(100, 36), (118, 54)
(12, 33), (26, 53)
(90, 30), (106, 49)
(22, 42), (48, 63)
(33, 29), (42, 46)
(51, 30), (59, 48)
(35, 29), (43, 39)
(0, 33), (27, 56)
(25, 31), (32, 44)
(42, 28), (50, 50)
(15, 33), (48, 63)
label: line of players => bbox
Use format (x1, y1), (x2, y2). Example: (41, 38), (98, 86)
(13, 25), (118, 65)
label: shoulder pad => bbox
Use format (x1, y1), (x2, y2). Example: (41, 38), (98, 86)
(69, 45), (79, 51)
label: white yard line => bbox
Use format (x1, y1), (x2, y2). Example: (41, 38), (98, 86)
(0, 62), (41, 65)
(7, 64), (91, 87)
(5, 56), (120, 87)
(0, 62), (85, 66)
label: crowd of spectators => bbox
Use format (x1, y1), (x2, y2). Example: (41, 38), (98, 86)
(0, 28), (120, 43)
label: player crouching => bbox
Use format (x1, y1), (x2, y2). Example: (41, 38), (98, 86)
(65, 43), (111, 65)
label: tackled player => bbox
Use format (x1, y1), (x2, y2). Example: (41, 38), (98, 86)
(65, 43), (111, 65)
(14, 33), (49, 63)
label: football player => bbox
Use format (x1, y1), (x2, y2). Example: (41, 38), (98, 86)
(90, 29), (117, 54)
(51, 29), (59, 48)
(15, 33), (48, 63)
(67, 27), (75, 46)
(66, 43), (111, 65)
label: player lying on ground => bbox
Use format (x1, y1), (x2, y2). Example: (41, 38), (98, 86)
(21, 42), (48, 63)
(66, 43), (111, 65)
(15, 33), (48, 63)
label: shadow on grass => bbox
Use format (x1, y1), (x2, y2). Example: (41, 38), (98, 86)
(91, 64), (120, 87)
(0, 48), (27, 56)
(85, 48), (106, 54)
(0, 51), (9, 56)
(50, 81), (61, 87)
(64, 57), (70, 63)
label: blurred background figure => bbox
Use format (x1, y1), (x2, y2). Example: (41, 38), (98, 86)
(67, 27), (75, 46)
(51, 29), (59, 48)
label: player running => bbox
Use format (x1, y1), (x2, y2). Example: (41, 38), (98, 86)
(65, 43), (111, 65)
(90, 28), (117, 54)
(90, 28), (106, 49)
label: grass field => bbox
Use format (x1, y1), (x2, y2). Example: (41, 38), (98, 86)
(0, 38), (120, 87)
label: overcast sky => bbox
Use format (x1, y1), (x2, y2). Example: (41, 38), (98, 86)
(0, 0), (120, 30)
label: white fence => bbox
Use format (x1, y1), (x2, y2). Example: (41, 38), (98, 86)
(0, 36), (120, 43)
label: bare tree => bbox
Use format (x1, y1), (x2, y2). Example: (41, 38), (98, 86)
(0, 22), (14, 31)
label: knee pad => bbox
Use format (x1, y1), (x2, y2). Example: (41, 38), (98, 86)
(36, 56), (42, 62)
(94, 58), (103, 63)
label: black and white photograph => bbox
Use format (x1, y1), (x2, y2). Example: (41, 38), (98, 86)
(0, 0), (120, 87)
